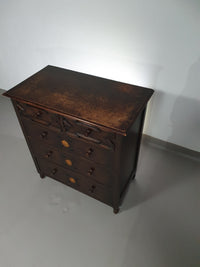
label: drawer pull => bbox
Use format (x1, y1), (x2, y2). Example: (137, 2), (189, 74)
(86, 148), (93, 157)
(40, 131), (48, 139)
(65, 159), (72, 166)
(76, 133), (101, 144)
(45, 151), (53, 158)
(69, 177), (76, 184)
(61, 140), (70, 148)
(51, 168), (57, 175)
(88, 167), (95, 176)
(89, 185), (96, 193)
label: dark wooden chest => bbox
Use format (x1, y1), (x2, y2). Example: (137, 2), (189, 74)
(3, 65), (154, 213)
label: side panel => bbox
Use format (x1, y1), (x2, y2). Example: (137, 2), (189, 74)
(119, 108), (146, 194)
(11, 99), (42, 175)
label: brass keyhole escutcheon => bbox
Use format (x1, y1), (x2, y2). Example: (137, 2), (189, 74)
(69, 177), (76, 184)
(61, 140), (70, 148)
(65, 159), (72, 166)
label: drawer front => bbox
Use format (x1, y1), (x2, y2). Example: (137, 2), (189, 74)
(15, 101), (61, 130)
(22, 118), (114, 165)
(37, 158), (112, 206)
(15, 101), (116, 151)
(33, 144), (113, 186)
(60, 117), (116, 151)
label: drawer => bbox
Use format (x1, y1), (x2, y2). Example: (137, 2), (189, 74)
(60, 116), (116, 151)
(37, 158), (112, 206)
(15, 101), (61, 130)
(16, 101), (116, 151)
(22, 118), (114, 165)
(32, 143), (113, 186)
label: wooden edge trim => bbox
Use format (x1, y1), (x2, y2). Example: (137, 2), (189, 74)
(2, 92), (127, 136)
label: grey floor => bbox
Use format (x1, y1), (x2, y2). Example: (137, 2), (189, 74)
(0, 91), (200, 267)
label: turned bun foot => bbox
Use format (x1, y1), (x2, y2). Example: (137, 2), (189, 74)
(113, 207), (119, 214)
(132, 174), (136, 180)
(40, 173), (45, 179)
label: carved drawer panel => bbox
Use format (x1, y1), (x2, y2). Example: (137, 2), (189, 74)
(37, 158), (112, 206)
(16, 101), (61, 130)
(60, 117), (116, 151)
(18, 101), (116, 150)
(22, 118), (114, 165)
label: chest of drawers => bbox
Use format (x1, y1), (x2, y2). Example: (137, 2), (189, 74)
(3, 65), (154, 213)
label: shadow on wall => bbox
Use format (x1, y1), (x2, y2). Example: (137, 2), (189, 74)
(169, 57), (200, 151)
(140, 63), (163, 133)
(120, 60), (200, 266)
(120, 58), (200, 212)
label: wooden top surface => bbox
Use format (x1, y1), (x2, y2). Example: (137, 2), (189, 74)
(3, 65), (154, 135)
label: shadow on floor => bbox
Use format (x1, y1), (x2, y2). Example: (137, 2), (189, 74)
(121, 141), (200, 212)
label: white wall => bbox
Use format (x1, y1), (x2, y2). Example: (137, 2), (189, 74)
(1, 0), (200, 152)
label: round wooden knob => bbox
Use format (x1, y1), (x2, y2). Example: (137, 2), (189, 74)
(51, 168), (57, 175)
(35, 111), (42, 117)
(40, 131), (48, 139)
(45, 151), (53, 158)
(86, 148), (93, 156)
(88, 167), (95, 176)
(89, 185), (96, 193)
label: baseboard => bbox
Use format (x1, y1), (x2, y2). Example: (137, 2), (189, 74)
(143, 134), (200, 162)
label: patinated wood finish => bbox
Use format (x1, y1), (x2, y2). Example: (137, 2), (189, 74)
(3, 65), (154, 213)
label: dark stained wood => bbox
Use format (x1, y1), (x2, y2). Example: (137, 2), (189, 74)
(21, 117), (114, 165)
(30, 142), (114, 187)
(119, 108), (146, 191)
(3, 66), (154, 213)
(11, 99), (42, 176)
(38, 158), (113, 206)
(3, 65), (153, 136)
